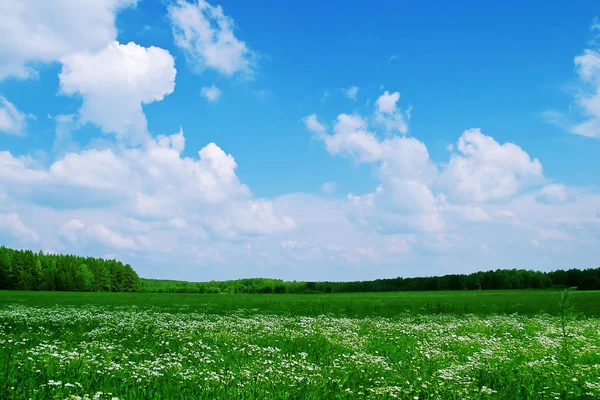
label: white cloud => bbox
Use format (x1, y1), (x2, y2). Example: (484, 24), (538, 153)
(376, 91), (400, 114)
(0, 151), (47, 185)
(304, 91), (553, 246)
(59, 41), (176, 144)
(0, 212), (38, 242)
(87, 223), (137, 250)
(0, 129), (295, 242)
(0, 96), (27, 136)
(536, 184), (569, 204)
(547, 25), (600, 138)
(345, 86), (359, 100)
(319, 114), (383, 163)
(444, 205), (491, 222)
(440, 128), (543, 202)
(57, 218), (85, 242)
(306, 98), (441, 234)
(201, 85), (222, 101)
(168, 0), (255, 77)
(348, 180), (444, 234)
(304, 114), (327, 136)
(572, 48), (600, 137)
(374, 91), (409, 134)
(0, 0), (137, 80)
(204, 200), (296, 238)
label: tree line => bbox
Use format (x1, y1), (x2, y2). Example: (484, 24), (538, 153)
(0, 246), (140, 292)
(141, 267), (600, 294)
(1, 246), (598, 294)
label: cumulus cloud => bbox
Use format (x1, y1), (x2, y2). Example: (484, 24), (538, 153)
(304, 90), (550, 241)
(168, 0), (255, 77)
(0, 96), (27, 136)
(374, 91), (409, 134)
(0, 129), (295, 243)
(59, 41), (176, 144)
(0, 0), (137, 80)
(440, 128), (543, 202)
(200, 85), (222, 101)
(348, 180), (444, 234)
(306, 99), (442, 234)
(316, 114), (383, 163)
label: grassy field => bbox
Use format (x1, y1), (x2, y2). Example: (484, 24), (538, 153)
(2, 289), (600, 317)
(1, 290), (599, 399)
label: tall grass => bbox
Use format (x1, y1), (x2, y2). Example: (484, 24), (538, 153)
(0, 290), (599, 399)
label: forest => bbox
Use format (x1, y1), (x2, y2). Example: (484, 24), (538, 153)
(140, 267), (600, 294)
(0, 246), (140, 292)
(1, 246), (599, 293)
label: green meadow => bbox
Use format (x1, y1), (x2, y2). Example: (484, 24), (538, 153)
(1, 290), (600, 399)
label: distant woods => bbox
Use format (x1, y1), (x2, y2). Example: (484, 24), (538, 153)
(0, 246), (140, 292)
(1, 246), (599, 294)
(141, 268), (600, 294)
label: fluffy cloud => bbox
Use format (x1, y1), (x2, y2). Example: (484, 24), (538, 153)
(545, 22), (600, 138)
(440, 129), (543, 202)
(59, 41), (176, 144)
(0, 96), (27, 136)
(376, 90), (400, 114)
(374, 91), (409, 134)
(348, 180), (444, 234)
(0, 0), (137, 80)
(200, 85), (222, 101)
(168, 0), (255, 77)
(0, 152), (47, 185)
(305, 91), (549, 240)
(58, 218), (140, 250)
(306, 100), (442, 234)
(0, 129), (295, 244)
(313, 114), (383, 163)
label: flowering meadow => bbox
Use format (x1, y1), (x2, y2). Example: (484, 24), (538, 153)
(1, 291), (599, 399)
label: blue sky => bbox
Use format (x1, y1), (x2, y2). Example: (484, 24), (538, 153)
(0, 0), (599, 281)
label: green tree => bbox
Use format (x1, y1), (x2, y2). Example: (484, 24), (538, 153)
(75, 264), (94, 291)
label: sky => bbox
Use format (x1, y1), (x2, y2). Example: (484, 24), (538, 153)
(0, 0), (599, 281)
